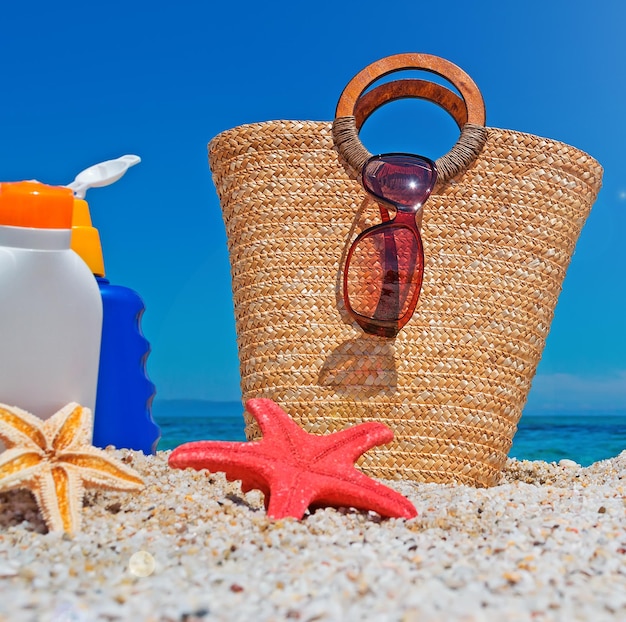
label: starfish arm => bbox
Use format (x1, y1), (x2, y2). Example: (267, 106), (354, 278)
(169, 441), (274, 488)
(0, 404), (47, 450)
(46, 403), (92, 450)
(265, 472), (313, 520)
(30, 464), (85, 533)
(60, 449), (144, 491)
(52, 465), (85, 533)
(246, 399), (309, 444)
(0, 448), (44, 492)
(311, 469), (417, 519)
(314, 422), (394, 465)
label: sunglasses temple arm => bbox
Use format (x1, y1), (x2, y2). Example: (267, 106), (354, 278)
(378, 204), (392, 223)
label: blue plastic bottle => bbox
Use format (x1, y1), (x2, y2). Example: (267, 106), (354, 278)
(71, 198), (160, 453)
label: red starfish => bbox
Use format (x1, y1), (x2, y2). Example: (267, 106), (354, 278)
(168, 398), (417, 520)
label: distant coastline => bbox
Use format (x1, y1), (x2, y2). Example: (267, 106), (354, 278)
(151, 399), (245, 423)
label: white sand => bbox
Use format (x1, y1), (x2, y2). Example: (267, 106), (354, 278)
(0, 450), (624, 621)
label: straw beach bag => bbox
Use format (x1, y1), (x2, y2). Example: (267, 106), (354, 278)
(208, 54), (603, 486)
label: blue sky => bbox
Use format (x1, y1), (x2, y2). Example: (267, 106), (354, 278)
(1, 1), (624, 411)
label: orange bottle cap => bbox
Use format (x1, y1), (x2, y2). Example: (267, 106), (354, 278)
(71, 199), (105, 276)
(0, 181), (74, 229)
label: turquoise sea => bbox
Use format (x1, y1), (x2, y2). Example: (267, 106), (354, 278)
(152, 400), (626, 467)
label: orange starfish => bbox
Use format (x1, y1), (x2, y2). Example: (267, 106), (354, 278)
(0, 402), (144, 533)
(169, 398), (417, 520)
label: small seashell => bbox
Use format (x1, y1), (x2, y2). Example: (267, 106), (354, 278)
(558, 459), (580, 469)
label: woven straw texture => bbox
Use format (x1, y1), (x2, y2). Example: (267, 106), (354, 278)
(208, 120), (602, 486)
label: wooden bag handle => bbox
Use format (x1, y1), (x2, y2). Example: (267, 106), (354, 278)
(336, 53), (485, 123)
(353, 78), (469, 130)
(333, 54), (488, 185)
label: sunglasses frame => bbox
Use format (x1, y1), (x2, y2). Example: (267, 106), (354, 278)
(343, 153), (437, 338)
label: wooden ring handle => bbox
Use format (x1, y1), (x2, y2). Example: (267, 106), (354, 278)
(353, 79), (469, 130)
(336, 53), (485, 125)
(333, 54), (488, 186)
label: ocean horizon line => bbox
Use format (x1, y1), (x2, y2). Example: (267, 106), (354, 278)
(151, 398), (626, 418)
(152, 399), (625, 465)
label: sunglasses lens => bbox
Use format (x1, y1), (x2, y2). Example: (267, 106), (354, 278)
(362, 154), (436, 211)
(346, 226), (422, 322)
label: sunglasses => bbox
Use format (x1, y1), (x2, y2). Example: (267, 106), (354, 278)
(343, 153), (437, 338)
